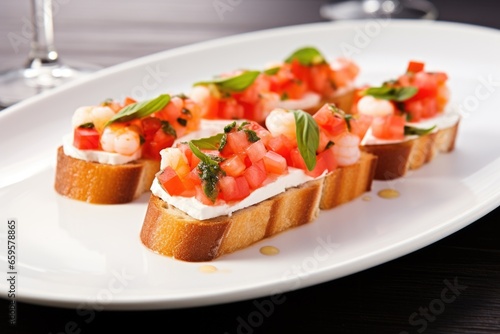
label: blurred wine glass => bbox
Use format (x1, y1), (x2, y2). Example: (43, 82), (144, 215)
(320, 0), (438, 20)
(0, 0), (99, 108)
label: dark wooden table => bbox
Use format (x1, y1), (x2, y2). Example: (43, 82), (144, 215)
(1, 1), (499, 333)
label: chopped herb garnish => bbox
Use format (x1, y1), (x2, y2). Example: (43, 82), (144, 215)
(224, 121), (237, 133)
(325, 141), (335, 149)
(328, 104), (353, 132)
(244, 129), (260, 143)
(101, 98), (113, 106)
(79, 122), (94, 129)
(281, 92), (289, 101)
(181, 108), (192, 116)
(161, 120), (177, 138)
(177, 118), (188, 127)
(189, 141), (225, 202)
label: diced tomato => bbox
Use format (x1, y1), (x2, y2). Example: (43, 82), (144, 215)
(404, 100), (424, 122)
(220, 154), (246, 177)
(371, 115), (405, 140)
(407, 61), (425, 73)
(143, 127), (176, 160)
(219, 176), (250, 202)
(308, 64), (331, 94)
(290, 148), (307, 171)
(330, 58), (360, 88)
(313, 104), (347, 137)
(349, 114), (373, 140)
(263, 151), (287, 174)
(226, 131), (251, 154)
(319, 147), (337, 171)
(195, 185), (215, 205)
(243, 164), (267, 189)
(219, 99), (245, 120)
(305, 154), (327, 178)
(244, 121), (271, 144)
(187, 168), (202, 186)
(266, 134), (295, 164)
(281, 79), (307, 100)
(73, 127), (100, 150)
(141, 117), (162, 141)
(157, 166), (185, 196)
(245, 140), (267, 163)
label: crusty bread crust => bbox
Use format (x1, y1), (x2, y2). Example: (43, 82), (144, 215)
(141, 180), (323, 262)
(54, 146), (160, 204)
(362, 120), (460, 180)
(320, 152), (377, 209)
(140, 151), (377, 262)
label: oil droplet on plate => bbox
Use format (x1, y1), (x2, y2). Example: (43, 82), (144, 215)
(362, 195), (372, 201)
(260, 246), (280, 256)
(377, 188), (400, 199)
(199, 265), (217, 273)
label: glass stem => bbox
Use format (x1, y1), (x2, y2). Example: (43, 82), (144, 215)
(27, 0), (59, 68)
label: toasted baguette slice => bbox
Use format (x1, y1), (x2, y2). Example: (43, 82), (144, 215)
(362, 119), (460, 180)
(54, 146), (160, 204)
(320, 151), (377, 209)
(140, 152), (377, 262)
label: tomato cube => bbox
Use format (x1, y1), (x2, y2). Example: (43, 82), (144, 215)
(73, 127), (100, 150)
(157, 166), (185, 196)
(263, 151), (287, 175)
(195, 185), (215, 205)
(245, 140), (267, 163)
(220, 154), (246, 177)
(407, 61), (425, 73)
(243, 164), (267, 189)
(371, 115), (405, 140)
(227, 131), (251, 154)
(219, 176), (250, 202)
(290, 148), (307, 171)
(266, 134), (295, 164)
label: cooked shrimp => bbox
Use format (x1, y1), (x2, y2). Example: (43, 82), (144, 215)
(72, 106), (93, 128)
(189, 85), (215, 117)
(90, 106), (115, 133)
(265, 108), (296, 141)
(160, 147), (190, 177)
(100, 125), (141, 155)
(357, 95), (394, 117)
(72, 105), (116, 132)
(332, 132), (361, 166)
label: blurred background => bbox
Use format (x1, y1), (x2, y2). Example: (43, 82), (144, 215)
(1, 0), (498, 71)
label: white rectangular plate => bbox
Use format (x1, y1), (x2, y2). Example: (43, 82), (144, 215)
(1, 20), (500, 310)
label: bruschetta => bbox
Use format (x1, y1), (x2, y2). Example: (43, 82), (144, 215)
(140, 105), (377, 262)
(188, 46), (359, 124)
(54, 94), (201, 204)
(350, 61), (460, 180)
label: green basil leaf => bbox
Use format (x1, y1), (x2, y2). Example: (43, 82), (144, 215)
(363, 86), (418, 102)
(194, 70), (261, 92)
(292, 109), (319, 171)
(404, 125), (436, 136)
(285, 47), (326, 66)
(263, 66), (280, 75)
(190, 133), (224, 151)
(106, 94), (170, 126)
